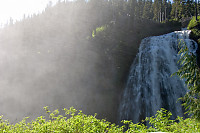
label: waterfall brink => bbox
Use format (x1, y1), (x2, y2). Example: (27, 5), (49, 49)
(119, 30), (192, 124)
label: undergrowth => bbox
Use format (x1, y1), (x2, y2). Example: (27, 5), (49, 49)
(0, 107), (199, 132)
(188, 16), (200, 43)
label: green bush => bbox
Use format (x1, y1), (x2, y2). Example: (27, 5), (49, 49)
(92, 25), (108, 38)
(173, 39), (200, 121)
(188, 16), (200, 30)
(172, 17), (200, 121)
(0, 107), (200, 132)
(188, 16), (200, 43)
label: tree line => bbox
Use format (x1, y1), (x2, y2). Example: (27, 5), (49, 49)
(42, 0), (198, 37)
(57, 0), (200, 24)
(5, 0), (199, 30)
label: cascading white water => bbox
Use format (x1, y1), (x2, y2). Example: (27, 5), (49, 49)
(119, 30), (195, 124)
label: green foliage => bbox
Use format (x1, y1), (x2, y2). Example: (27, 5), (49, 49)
(173, 17), (200, 121)
(145, 108), (174, 132)
(0, 107), (124, 133)
(92, 25), (108, 38)
(173, 40), (200, 120)
(188, 16), (200, 30)
(0, 107), (200, 132)
(142, 0), (153, 19)
(188, 16), (200, 43)
(170, 0), (197, 20)
(96, 25), (107, 35)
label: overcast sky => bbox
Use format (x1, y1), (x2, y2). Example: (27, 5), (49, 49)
(0, 0), (69, 26)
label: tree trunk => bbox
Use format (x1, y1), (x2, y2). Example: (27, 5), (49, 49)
(196, 0), (198, 21)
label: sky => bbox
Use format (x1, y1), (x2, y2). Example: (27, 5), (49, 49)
(0, 0), (70, 26)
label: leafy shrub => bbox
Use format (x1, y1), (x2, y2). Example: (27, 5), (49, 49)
(188, 16), (200, 30)
(173, 40), (200, 121)
(188, 16), (200, 43)
(92, 25), (108, 37)
(0, 107), (125, 133)
(0, 107), (200, 132)
(172, 17), (200, 122)
(145, 108), (174, 132)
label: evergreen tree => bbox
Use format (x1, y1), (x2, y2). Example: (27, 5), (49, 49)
(126, 0), (137, 28)
(135, 0), (145, 19)
(163, 0), (168, 21)
(142, 0), (153, 19)
(198, 1), (200, 16)
(170, 0), (186, 20)
(153, 0), (161, 21)
(167, 0), (172, 20)
(195, 0), (198, 20)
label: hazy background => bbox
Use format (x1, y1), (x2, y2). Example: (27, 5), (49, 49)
(0, 0), (123, 123)
(0, 0), (182, 124)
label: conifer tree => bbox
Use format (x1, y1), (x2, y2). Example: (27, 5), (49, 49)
(143, 0), (153, 19)
(153, 0), (160, 21)
(135, 0), (145, 19)
(127, 0), (137, 28)
(128, 0), (137, 20)
(195, 0), (198, 20)
(170, 0), (183, 20)
(165, 1), (172, 20)
(163, 0), (168, 21)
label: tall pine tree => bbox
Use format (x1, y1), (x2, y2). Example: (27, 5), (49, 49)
(143, 0), (153, 19)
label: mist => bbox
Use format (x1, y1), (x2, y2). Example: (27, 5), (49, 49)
(0, 0), (122, 123)
(0, 0), (181, 124)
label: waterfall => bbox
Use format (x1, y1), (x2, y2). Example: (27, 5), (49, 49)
(119, 30), (194, 124)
